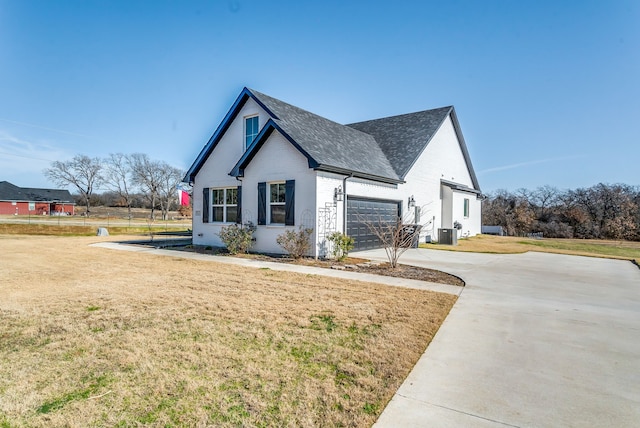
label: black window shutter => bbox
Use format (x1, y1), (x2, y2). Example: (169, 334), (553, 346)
(202, 187), (209, 223)
(236, 186), (242, 224)
(285, 180), (295, 226)
(257, 182), (266, 225)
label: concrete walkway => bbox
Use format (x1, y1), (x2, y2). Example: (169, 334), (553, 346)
(362, 248), (640, 427)
(90, 241), (462, 296)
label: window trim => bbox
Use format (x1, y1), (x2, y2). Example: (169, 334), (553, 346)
(244, 115), (259, 151)
(268, 181), (286, 225)
(210, 187), (238, 223)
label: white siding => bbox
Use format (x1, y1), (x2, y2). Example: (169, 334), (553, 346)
(242, 131), (316, 255)
(315, 172), (343, 257)
(402, 114), (481, 241)
(316, 117), (481, 247)
(318, 114), (482, 245)
(192, 98), (270, 247)
(314, 173), (400, 256)
(192, 105), (481, 251)
(451, 190), (482, 237)
(441, 185), (453, 229)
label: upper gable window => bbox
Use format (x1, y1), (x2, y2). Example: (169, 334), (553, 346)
(244, 115), (259, 150)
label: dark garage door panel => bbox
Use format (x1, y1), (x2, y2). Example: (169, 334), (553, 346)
(346, 198), (400, 251)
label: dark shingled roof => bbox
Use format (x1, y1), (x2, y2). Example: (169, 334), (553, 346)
(0, 181), (74, 202)
(247, 89), (399, 181)
(186, 87), (479, 189)
(346, 107), (453, 179)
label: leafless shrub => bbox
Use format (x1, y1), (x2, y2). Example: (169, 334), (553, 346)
(276, 227), (313, 258)
(359, 213), (423, 268)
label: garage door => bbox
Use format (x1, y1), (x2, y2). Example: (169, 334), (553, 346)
(346, 197), (401, 251)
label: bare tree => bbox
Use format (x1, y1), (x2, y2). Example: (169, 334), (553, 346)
(157, 162), (184, 221)
(483, 183), (640, 240)
(103, 153), (134, 219)
(591, 183), (638, 240)
(482, 189), (535, 236)
(44, 155), (103, 216)
(360, 210), (427, 268)
(129, 153), (162, 220)
(531, 185), (559, 221)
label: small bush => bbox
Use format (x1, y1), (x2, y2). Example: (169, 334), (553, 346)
(218, 222), (256, 254)
(276, 227), (313, 259)
(327, 232), (354, 261)
(178, 205), (192, 217)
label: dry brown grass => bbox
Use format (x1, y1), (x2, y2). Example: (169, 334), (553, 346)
(423, 234), (640, 265)
(0, 235), (456, 427)
(0, 218), (190, 236)
(0, 223), (156, 236)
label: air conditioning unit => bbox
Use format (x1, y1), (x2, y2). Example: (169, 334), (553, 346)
(438, 228), (458, 245)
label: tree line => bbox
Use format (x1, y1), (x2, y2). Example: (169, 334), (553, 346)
(482, 183), (640, 241)
(44, 154), (187, 220)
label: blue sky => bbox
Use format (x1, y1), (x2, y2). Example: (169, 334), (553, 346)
(1, 0), (638, 193)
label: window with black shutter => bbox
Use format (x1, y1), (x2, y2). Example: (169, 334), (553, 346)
(285, 180), (295, 226)
(202, 187), (209, 223)
(257, 182), (266, 225)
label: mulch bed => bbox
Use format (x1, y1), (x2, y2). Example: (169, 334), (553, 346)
(340, 262), (464, 286)
(177, 246), (464, 287)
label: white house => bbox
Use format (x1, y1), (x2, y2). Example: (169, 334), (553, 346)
(184, 87), (482, 256)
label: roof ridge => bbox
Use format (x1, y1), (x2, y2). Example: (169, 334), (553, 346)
(246, 89), (400, 181)
(346, 106), (455, 179)
(186, 87), (468, 185)
(248, 88), (373, 136)
(347, 106), (453, 126)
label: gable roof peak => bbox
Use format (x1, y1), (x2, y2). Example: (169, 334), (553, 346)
(350, 105), (453, 125)
(234, 89), (400, 182)
(346, 106), (454, 180)
(185, 87), (478, 189)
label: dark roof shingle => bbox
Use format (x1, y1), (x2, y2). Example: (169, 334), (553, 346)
(187, 87), (479, 190)
(346, 107), (453, 179)
(0, 181), (74, 202)
(249, 89), (400, 181)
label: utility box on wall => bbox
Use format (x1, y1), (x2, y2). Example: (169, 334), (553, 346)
(438, 228), (458, 245)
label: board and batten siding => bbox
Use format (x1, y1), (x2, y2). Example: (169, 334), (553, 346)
(192, 97), (270, 248)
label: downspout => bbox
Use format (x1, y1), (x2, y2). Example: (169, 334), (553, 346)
(342, 173), (353, 235)
(235, 176), (243, 224)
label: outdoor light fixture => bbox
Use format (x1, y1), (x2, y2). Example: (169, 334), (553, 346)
(334, 185), (344, 203)
(408, 195), (416, 208)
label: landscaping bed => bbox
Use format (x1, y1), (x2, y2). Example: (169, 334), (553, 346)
(176, 246), (465, 287)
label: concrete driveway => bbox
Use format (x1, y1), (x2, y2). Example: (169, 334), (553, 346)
(360, 248), (640, 427)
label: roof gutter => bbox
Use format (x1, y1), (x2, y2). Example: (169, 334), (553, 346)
(440, 179), (482, 195)
(342, 173), (353, 235)
(315, 165), (404, 185)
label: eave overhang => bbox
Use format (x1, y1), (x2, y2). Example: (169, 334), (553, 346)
(184, 87), (279, 183)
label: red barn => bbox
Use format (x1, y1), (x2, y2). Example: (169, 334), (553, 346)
(0, 181), (75, 216)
